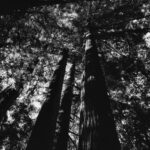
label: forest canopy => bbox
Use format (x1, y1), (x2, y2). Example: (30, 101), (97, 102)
(0, 0), (150, 150)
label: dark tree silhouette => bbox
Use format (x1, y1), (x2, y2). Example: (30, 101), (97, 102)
(78, 28), (121, 150)
(0, 83), (23, 123)
(52, 60), (75, 150)
(26, 49), (68, 150)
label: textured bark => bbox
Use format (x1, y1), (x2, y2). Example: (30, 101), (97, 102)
(52, 61), (75, 150)
(78, 31), (121, 150)
(26, 49), (68, 150)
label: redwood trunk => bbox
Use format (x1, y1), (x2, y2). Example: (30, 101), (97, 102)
(26, 49), (68, 150)
(78, 31), (121, 150)
(53, 61), (75, 150)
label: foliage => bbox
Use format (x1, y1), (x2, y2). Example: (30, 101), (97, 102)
(0, 0), (150, 150)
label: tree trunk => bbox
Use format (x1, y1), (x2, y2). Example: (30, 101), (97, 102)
(0, 86), (22, 123)
(26, 49), (68, 150)
(78, 30), (121, 150)
(52, 61), (75, 150)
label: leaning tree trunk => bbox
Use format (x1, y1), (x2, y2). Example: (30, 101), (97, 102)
(26, 49), (68, 150)
(52, 61), (75, 150)
(0, 84), (23, 123)
(78, 30), (121, 150)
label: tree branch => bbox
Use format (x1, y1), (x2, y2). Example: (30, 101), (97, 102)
(69, 130), (79, 136)
(69, 135), (78, 149)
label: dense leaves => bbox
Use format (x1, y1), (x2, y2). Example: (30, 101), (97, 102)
(0, 0), (150, 150)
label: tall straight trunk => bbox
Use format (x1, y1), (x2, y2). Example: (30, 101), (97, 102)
(26, 49), (68, 150)
(78, 30), (121, 150)
(52, 61), (75, 150)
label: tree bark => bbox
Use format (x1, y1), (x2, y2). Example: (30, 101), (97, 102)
(26, 49), (68, 150)
(52, 61), (75, 150)
(78, 30), (121, 150)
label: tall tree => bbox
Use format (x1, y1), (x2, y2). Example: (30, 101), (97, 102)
(78, 26), (121, 150)
(26, 49), (68, 150)
(53, 60), (75, 150)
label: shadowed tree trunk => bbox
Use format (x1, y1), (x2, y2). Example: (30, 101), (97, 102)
(26, 49), (68, 150)
(78, 29), (121, 150)
(0, 83), (23, 123)
(52, 60), (75, 150)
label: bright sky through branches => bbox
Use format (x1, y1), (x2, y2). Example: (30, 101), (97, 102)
(144, 32), (150, 48)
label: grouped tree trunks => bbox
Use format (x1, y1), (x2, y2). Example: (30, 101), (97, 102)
(78, 30), (121, 150)
(52, 61), (75, 150)
(26, 49), (68, 150)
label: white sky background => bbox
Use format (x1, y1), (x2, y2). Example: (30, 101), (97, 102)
(144, 32), (150, 47)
